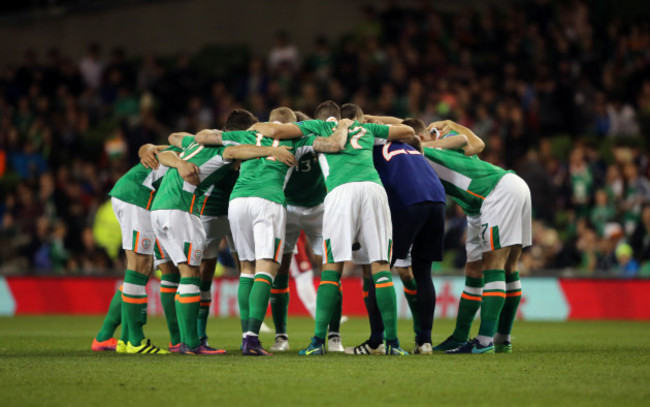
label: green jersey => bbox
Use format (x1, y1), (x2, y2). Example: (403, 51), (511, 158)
(222, 130), (317, 205)
(285, 152), (327, 207)
(423, 147), (512, 216)
(295, 120), (390, 192)
(151, 136), (233, 215)
(109, 146), (181, 210)
(199, 169), (239, 217)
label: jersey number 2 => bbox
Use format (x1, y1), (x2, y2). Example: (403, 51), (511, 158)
(349, 126), (366, 149)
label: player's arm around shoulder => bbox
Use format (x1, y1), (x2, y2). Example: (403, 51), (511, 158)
(426, 120), (485, 156)
(422, 133), (469, 151)
(193, 129), (223, 146)
(155, 150), (200, 186)
(312, 118), (352, 153)
(379, 123), (422, 152)
(138, 143), (168, 169)
(168, 132), (196, 149)
(250, 122), (304, 139)
(223, 144), (296, 167)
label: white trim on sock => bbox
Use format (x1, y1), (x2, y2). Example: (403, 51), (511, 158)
(463, 286), (483, 295)
(475, 335), (493, 346)
(484, 281), (506, 291)
(254, 271), (274, 281)
(178, 284), (200, 295)
(506, 281), (522, 291)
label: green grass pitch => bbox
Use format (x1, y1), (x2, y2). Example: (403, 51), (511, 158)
(0, 316), (649, 407)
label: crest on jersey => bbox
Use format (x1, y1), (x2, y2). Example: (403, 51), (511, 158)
(141, 239), (152, 250)
(195, 250), (202, 261)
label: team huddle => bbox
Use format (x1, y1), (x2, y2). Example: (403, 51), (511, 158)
(91, 100), (532, 356)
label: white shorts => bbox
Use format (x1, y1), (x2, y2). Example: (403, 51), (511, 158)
(201, 215), (235, 259)
(111, 197), (155, 255)
(465, 214), (484, 262)
(284, 203), (324, 256)
(465, 173), (532, 260)
(228, 197), (286, 262)
(322, 182), (392, 264)
(151, 210), (205, 267)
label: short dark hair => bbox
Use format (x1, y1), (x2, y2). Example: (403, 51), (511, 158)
(340, 103), (363, 121)
(294, 110), (311, 121)
(401, 118), (426, 137)
(269, 106), (297, 124)
(313, 100), (340, 121)
(224, 109), (258, 131)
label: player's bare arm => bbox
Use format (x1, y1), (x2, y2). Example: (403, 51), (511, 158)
(427, 120), (485, 156)
(364, 114), (402, 125)
(386, 124), (416, 141)
(168, 132), (196, 149)
(312, 118), (352, 152)
(193, 129), (223, 145)
(223, 144), (297, 167)
(422, 134), (469, 150)
(250, 122), (304, 139)
(386, 124), (421, 151)
(138, 144), (167, 169)
(155, 150), (200, 185)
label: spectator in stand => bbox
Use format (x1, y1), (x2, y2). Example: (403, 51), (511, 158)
(268, 31), (299, 73)
(79, 43), (104, 90)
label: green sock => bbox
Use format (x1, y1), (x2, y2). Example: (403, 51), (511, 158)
(160, 274), (181, 346)
(452, 276), (484, 342)
(120, 286), (129, 343)
(238, 275), (254, 334)
(373, 271), (398, 342)
(246, 273), (273, 335)
(96, 287), (122, 342)
(174, 294), (184, 345)
(402, 278), (420, 334)
(314, 270), (341, 340)
(178, 277), (201, 348)
(497, 271), (522, 337)
(477, 269), (506, 338)
(328, 286), (342, 335)
(197, 279), (212, 340)
(122, 270), (149, 346)
(270, 274), (289, 335)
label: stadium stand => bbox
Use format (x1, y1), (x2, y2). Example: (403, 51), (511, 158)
(0, 0), (649, 276)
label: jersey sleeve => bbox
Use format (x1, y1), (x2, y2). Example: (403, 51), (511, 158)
(363, 123), (390, 140)
(181, 136), (195, 148)
(222, 130), (257, 146)
(164, 145), (183, 153)
(294, 120), (329, 137)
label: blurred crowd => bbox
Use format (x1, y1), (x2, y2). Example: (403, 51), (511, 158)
(1, 0), (649, 276)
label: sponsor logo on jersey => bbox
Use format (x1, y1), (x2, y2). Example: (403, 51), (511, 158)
(376, 276), (390, 283)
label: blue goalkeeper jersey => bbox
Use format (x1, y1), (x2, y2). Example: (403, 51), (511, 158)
(373, 142), (445, 209)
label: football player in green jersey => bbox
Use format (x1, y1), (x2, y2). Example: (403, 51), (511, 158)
(251, 101), (418, 355)
(416, 120), (530, 354)
(269, 110), (345, 353)
(194, 106), (348, 356)
(193, 110), (258, 350)
(92, 143), (200, 355)
(150, 127), (295, 355)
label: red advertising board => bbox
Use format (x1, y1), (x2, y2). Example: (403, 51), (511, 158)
(2, 276), (650, 320)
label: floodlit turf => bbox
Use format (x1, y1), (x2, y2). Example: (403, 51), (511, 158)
(0, 317), (649, 407)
